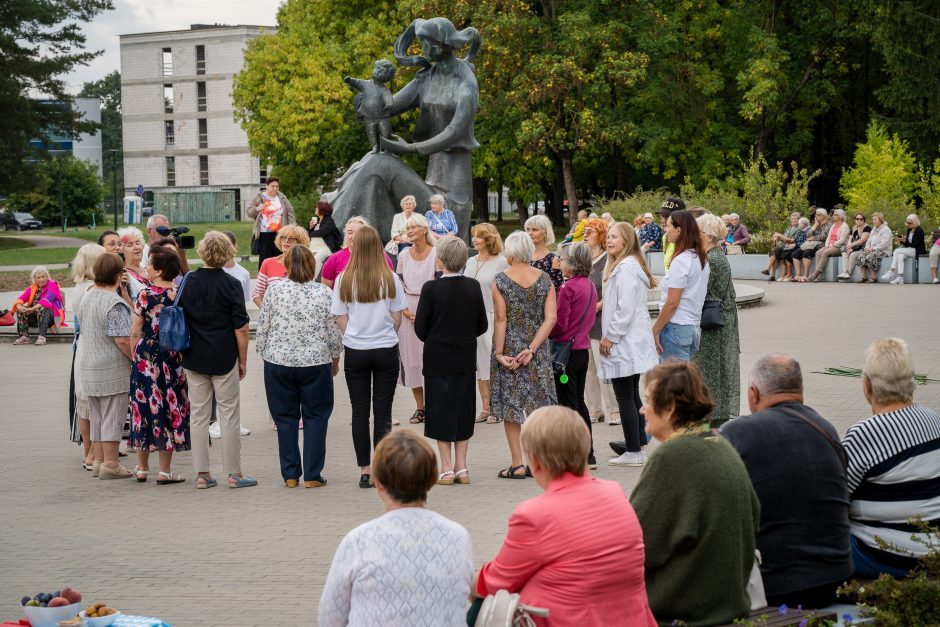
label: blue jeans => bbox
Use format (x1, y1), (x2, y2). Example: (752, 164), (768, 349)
(850, 535), (915, 580)
(659, 322), (701, 362)
(263, 361), (334, 482)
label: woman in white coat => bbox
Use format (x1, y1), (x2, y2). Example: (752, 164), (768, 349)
(598, 222), (659, 467)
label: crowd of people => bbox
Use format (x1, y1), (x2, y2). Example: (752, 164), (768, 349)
(17, 180), (938, 624)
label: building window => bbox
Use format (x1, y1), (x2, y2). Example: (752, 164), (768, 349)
(163, 84), (174, 113)
(260, 167), (268, 185)
(164, 120), (175, 147)
(165, 156), (175, 186)
(197, 81), (207, 112)
(162, 48), (172, 77)
(198, 118), (208, 149)
(199, 156), (209, 186)
(196, 45), (206, 75)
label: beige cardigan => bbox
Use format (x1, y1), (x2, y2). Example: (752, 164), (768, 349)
(247, 191), (296, 240)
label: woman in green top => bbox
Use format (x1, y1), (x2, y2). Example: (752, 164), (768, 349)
(631, 360), (760, 627)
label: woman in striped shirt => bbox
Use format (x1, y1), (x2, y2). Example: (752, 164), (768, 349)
(251, 225), (310, 308)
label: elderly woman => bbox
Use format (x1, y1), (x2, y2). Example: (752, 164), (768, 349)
(550, 243), (598, 467)
(319, 430), (473, 626)
(307, 200), (342, 265)
(808, 207), (849, 282)
(12, 266), (65, 345)
(69, 244), (106, 463)
(794, 208), (831, 281)
(930, 230), (940, 284)
(397, 213), (438, 424)
(837, 212), (873, 281)
(651, 210), (710, 361)
(600, 223), (659, 467)
(321, 216), (394, 289)
(414, 238), (487, 485)
(638, 212), (663, 252)
(389, 194), (418, 253)
(425, 193), (458, 238)
(248, 176), (296, 267)
(179, 232), (254, 489)
(631, 360), (759, 626)
(257, 246), (343, 488)
(97, 230), (123, 254)
(490, 231), (557, 479)
(331, 226), (407, 489)
(128, 240), (191, 484)
(118, 226), (150, 299)
(582, 218), (620, 425)
(779, 216), (812, 281)
(524, 214), (564, 290)
(725, 213), (751, 253)
(882, 213), (927, 285)
(251, 224), (310, 308)
(75, 252), (134, 479)
(856, 212), (892, 282)
(692, 214), (740, 427)
(473, 406), (656, 625)
(764, 212), (802, 281)
(465, 223), (509, 424)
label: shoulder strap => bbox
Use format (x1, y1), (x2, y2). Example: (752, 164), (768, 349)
(776, 405), (847, 470)
(173, 272), (191, 306)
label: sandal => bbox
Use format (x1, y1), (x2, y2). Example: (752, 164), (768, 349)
(409, 409), (425, 424)
(34, 336), (46, 346)
(437, 471), (455, 485)
(497, 465), (527, 479)
(13, 336), (30, 345)
(134, 466), (149, 482)
(486, 414), (502, 424)
(475, 411), (490, 423)
(82, 461), (95, 471)
(156, 471), (185, 485)
(455, 468), (471, 485)
(195, 475), (218, 489)
(228, 473), (258, 488)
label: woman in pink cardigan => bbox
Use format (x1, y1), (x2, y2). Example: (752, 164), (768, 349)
(12, 265), (65, 345)
(473, 406), (656, 627)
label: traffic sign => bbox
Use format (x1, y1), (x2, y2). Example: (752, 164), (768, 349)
(136, 184), (144, 196)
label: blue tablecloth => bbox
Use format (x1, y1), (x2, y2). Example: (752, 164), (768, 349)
(112, 616), (171, 627)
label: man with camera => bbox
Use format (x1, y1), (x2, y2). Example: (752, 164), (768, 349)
(142, 214), (170, 267)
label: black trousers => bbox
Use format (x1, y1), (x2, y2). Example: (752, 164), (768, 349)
(612, 373), (645, 452)
(344, 345), (399, 467)
(554, 349), (593, 458)
(257, 231), (279, 268)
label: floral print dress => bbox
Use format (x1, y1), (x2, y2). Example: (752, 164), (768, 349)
(128, 285), (191, 452)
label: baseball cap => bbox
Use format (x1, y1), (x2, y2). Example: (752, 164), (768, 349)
(659, 197), (686, 215)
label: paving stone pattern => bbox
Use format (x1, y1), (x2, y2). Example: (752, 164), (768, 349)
(1, 281), (938, 626)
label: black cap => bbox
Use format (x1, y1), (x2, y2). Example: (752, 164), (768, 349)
(659, 196), (685, 215)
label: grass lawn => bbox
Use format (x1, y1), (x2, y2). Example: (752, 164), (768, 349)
(0, 244), (78, 266)
(0, 238), (35, 253)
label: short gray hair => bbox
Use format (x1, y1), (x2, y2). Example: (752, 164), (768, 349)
(790, 212), (801, 220)
(815, 207), (828, 217)
(118, 226), (144, 244)
(524, 214), (555, 245)
(863, 338), (915, 404)
(405, 213), (437, 246)
(146, 214), (168, 229)
(503, 230), (535, 263)
(697, 213), (726, 244)
(798, 217), (810, 228)
(400, 195), (416, 209)
(428, 194), (446, 207)
(833, 208), (846, 220)
(562, 242), (592, 276)
(749, 354), (803, 395)
(30, 265), (50, 283)
(906, 213), (921, 228)
(436, 237), (468, 273)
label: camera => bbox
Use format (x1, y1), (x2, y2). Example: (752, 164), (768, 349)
(155, 225), (195, 249)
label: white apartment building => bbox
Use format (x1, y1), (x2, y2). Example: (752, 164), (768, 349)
(120, 25), (274, 221)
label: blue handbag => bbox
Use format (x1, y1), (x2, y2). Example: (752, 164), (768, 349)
(158, 272), (191, 352)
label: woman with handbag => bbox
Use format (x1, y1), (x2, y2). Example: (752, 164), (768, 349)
(599, 223), (659, 467)
(692, 214), (740, 427)
(549, 243), (598, 468)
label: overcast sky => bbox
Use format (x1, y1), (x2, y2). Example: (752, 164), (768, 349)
(64, 0), (283, 92)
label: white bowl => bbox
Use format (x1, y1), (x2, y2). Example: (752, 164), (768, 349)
(21, 602), (81, 627)
(80, 610), (121, 626)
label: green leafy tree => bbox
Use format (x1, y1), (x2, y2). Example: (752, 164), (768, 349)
(840, 121), (918, 228)
(0, 0), (113, 194)
(6, 156), (104, 226)
(79, 71), (123, 207)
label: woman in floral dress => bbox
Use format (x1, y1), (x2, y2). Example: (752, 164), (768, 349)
(128, 241), (190, 484)
(490, 232), (557, 479)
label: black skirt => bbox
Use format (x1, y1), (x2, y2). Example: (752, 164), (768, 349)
(424, 373), (476, 442)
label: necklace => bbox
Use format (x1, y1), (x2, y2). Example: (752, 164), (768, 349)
(471, 254), (491, 278)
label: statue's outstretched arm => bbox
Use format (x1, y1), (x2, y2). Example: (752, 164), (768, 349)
(404, 84), (477, 155)
(343, 76), (367, 91)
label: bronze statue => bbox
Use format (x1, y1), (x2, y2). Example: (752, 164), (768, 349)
(344, 59), (395, 154)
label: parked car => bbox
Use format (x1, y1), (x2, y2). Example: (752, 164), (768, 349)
(1, 212), (42, 231)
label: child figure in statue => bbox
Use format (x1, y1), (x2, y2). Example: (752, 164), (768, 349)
(344, 59), (395, 153)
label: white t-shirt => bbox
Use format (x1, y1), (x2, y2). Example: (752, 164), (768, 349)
(223, 262), (252, 302)
(659, 249), (710, 325)
(331, 272), (407, 350)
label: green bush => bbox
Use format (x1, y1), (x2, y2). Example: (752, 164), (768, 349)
(594, 188), (671, 222)
(6, 157), (103, 227)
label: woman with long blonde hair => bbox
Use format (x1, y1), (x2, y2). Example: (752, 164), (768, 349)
(599, 223), (658, 467)
(321, 216), (394, 289)
(331, 225), (408, 489)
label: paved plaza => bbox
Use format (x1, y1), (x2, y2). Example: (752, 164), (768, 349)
(1, 281), (939, 626)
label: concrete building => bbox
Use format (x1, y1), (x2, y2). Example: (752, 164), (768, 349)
(119, 25), (274, 222)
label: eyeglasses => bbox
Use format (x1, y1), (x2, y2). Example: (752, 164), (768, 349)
(281, 237), (299, 243)
(855, 217), (864, 220)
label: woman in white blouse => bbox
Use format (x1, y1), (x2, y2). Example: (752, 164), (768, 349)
(257, 246), (343, 488)
(389, 194), (417, 254)
(319, 430), (473, 627)
(857, 213), (893, 283)
(464, 223), (509, 424)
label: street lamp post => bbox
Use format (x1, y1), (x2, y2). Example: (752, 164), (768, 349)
(58, 157), (65, 232)
(110, 148), (119, 230)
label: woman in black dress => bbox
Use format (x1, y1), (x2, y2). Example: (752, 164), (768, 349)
(414, 237), (488, 486)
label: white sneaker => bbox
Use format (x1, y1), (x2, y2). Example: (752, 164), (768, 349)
(608, 451), (645, 466)
(933, 278), (939, 284)
(881, 270), (897, 281)
(837, 273), (849, 279)
(890, 276), (904, 285)
(240, 426), (251, 436)
(208, 423), (221, 439)
(640, 449), (648, 463)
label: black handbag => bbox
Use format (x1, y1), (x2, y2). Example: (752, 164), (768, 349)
(549, 296), (594, 374)
(700, 271), (732, 331)
(250, 233), (260, 255)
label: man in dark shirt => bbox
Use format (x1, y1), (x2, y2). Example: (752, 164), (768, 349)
(721, 354), (853, 608)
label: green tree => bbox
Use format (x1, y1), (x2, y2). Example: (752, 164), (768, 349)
(0, 0), (113, 194)
(79, 70), (123, 208)
(6, 156), (104, 226)
(840, 121), (918, 228)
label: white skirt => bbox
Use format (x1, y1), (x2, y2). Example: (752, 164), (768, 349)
(475, 311), (495, 381)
